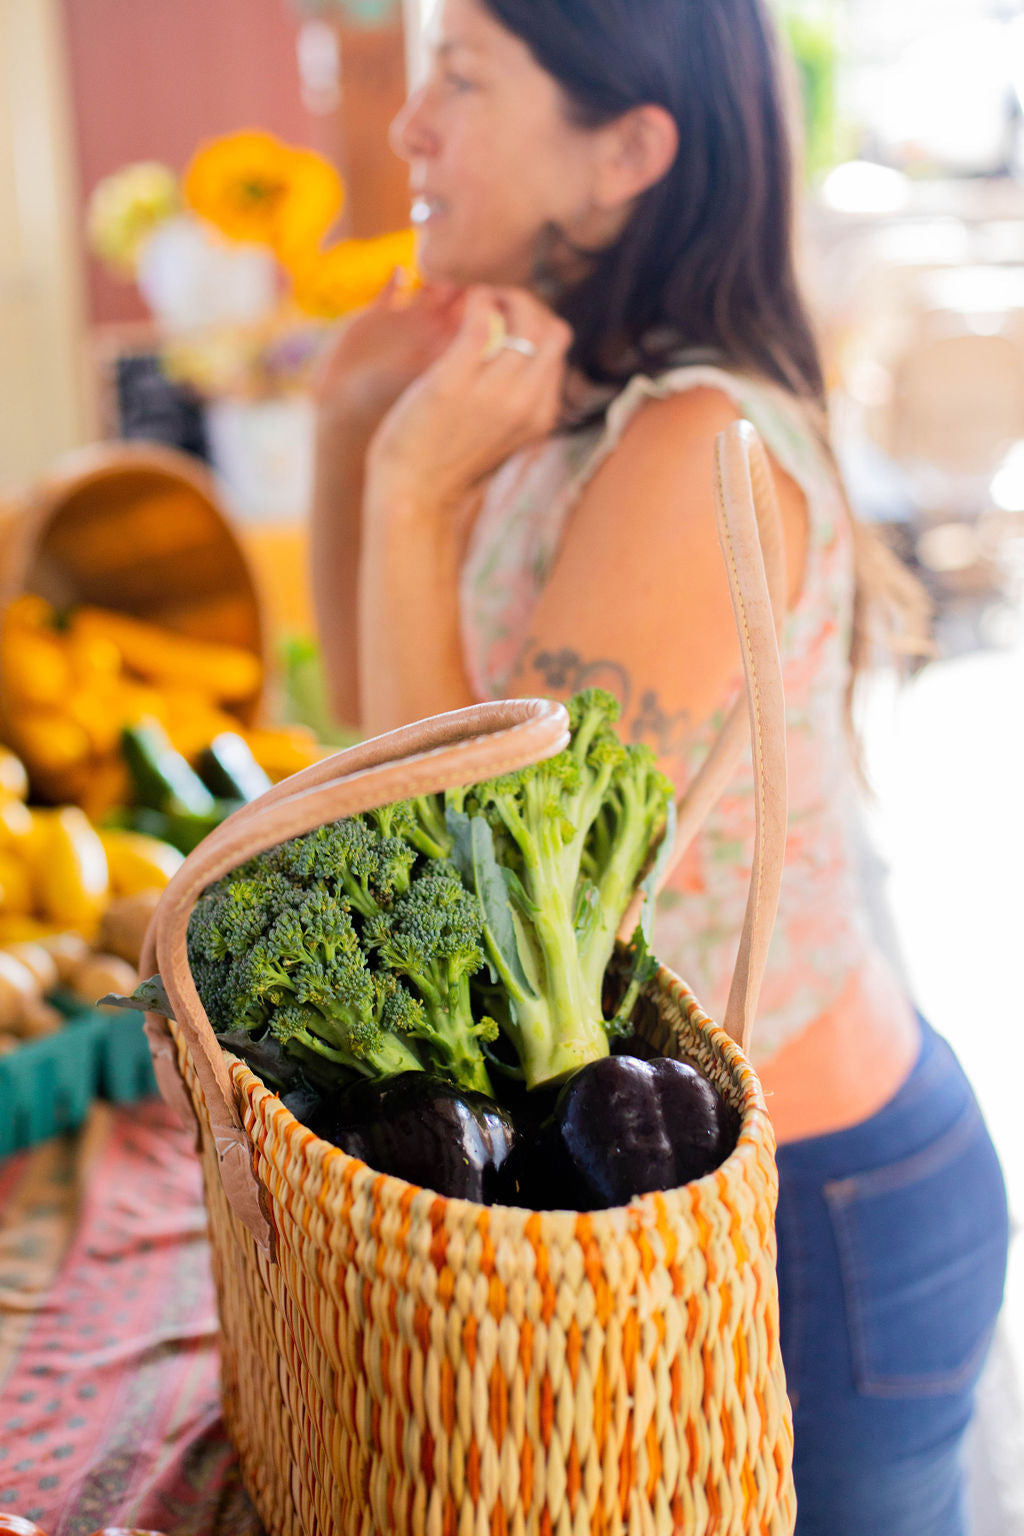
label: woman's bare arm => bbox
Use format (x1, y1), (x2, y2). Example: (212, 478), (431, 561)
(356, 287), (570, 734)
(357, 379), (807, 777)
(500, 387), (808, 783)
(357, 474), (478, 734)
(309, 281), (465, 731)
(350, 270), (807, 756)
(310, 412), (374, 731)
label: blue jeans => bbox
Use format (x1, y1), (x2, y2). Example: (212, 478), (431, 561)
(775, 1019), (1008, 1536)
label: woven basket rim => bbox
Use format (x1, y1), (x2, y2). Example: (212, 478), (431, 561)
(220, 962), (776, 1241)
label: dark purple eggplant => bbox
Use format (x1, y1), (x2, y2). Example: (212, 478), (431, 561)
(311, 1072), (519, 1203)
(499, 1055), (739, 1211)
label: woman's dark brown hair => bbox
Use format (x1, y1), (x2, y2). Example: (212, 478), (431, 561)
(483, 0), (932, 708)
(481, 0), (825, 403)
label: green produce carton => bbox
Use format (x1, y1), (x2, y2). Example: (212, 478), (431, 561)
(97, 1007), (158, 1103)
(0, 1004), (157, 1158)
(0, 1011), (105, 1156)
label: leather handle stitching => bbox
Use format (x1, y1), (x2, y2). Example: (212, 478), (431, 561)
(714, 448), (767, 1051)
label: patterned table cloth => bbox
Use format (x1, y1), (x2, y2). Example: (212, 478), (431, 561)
(0, 1100), (263, 1536)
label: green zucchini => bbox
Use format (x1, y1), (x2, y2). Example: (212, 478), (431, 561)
(121, 721), (217, 817)
(197, 732), (273, 803)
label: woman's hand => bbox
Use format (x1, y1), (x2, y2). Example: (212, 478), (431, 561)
(366, 286), (573, 511)
(355, 286), (570, 734)
(311, 276), (464, 730)
(313, 274), (465, 438)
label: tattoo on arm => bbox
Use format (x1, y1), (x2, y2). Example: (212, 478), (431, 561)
(526, 644), (633, 714)
(521, 642), (693, 766)
(630, 689), (694, 761)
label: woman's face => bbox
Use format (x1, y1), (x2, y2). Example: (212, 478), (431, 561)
(391, 0), (625, 288)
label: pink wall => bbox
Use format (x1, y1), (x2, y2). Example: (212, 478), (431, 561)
(63, 0), (320, 325)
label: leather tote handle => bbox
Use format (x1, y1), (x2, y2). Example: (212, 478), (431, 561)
(669, 420), (788, 1051)
(141, 697), (570, 1250)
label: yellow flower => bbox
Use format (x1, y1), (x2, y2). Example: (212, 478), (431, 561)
(87, 161), (178, 276)
(183, 129), (344, 260)
(289, 229), (418, 317)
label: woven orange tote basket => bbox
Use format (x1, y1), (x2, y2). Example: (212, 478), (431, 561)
(142, 423), (797, 1536)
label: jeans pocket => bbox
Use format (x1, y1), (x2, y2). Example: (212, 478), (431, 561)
(825, 1100), (1007, 1398)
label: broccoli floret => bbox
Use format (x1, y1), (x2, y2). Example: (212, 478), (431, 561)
(265, 966), (426, 1079)
(186, 811), (496, 1094)
(365, 865), (496, 1095)
(187, 695), (666, 1103)
(363, 794), (453, 861)
(406, 795), (454, 860)
(452, 688), (673, 1090)
(187, 876), (423, 1079)
(361, 799), (414, 840)
(277, 818), (416, 918)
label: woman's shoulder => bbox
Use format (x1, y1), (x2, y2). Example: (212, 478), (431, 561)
(567, 366), (823, 607)
(594, 377), (742, 472)
(582, 362), (832, 499)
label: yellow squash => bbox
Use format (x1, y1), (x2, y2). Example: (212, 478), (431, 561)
(72, 607), (263, 704)
(0, 798), (34, 849)
(0, 851), (33, 913)
(33, 806), (110, 930)
(0, 748), (29, 801)
(242, 724), (323, 780)
(0, 913), (62, 943)
(100, 828), (184, 895)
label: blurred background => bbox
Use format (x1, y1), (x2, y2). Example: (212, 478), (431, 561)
(5, 0), (1024, 659)
(1, 0), (1023, 1523)
(2, 0), (1023, 639)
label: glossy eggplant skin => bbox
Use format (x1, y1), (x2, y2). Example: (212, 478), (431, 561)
(499, 1055), (739, 1211)
(312, 1072), (519, 1203)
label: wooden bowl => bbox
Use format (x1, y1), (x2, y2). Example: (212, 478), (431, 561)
(0, 440), (265, 723)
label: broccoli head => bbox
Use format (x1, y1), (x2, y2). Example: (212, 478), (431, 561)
(447, 688), (673, 1090)
(188, 878), (423, 1079)
(187, 811), (495, 1093)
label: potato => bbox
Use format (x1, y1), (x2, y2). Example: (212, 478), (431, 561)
(16, 997), (63, 1039)
(97, 888), (162, 969)
(70, 953), (139, 1011)
(35, 929), (91, 985)
(2, 941), (59, 995)
(0, 949), (40, 1029)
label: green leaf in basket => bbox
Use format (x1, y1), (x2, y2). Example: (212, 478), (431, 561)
(444, 806), (476, 886)
(468, 814), (537, 1004)
(609, 925), (660, 1035)
(98, 974), (175, 1020)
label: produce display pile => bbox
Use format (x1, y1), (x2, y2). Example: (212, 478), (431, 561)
(127, 691), (739, 1211)
(1, 593), (320, 821)
(0, 595), (322, 1061)
(0, 740), (171, 1047)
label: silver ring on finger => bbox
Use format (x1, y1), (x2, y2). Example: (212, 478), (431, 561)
(495, 334), (538, 359)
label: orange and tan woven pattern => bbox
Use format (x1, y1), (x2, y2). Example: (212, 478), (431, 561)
(170, 966), (795, 1536)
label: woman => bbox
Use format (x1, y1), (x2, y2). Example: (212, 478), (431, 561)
(310, 1), (1008, 1530)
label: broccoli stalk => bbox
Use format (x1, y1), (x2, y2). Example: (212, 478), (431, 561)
(575, 747), (677, 1016)
(453, 689), (673, 1091)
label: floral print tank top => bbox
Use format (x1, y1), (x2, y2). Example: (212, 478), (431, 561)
(459, 365), (875, 1066)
